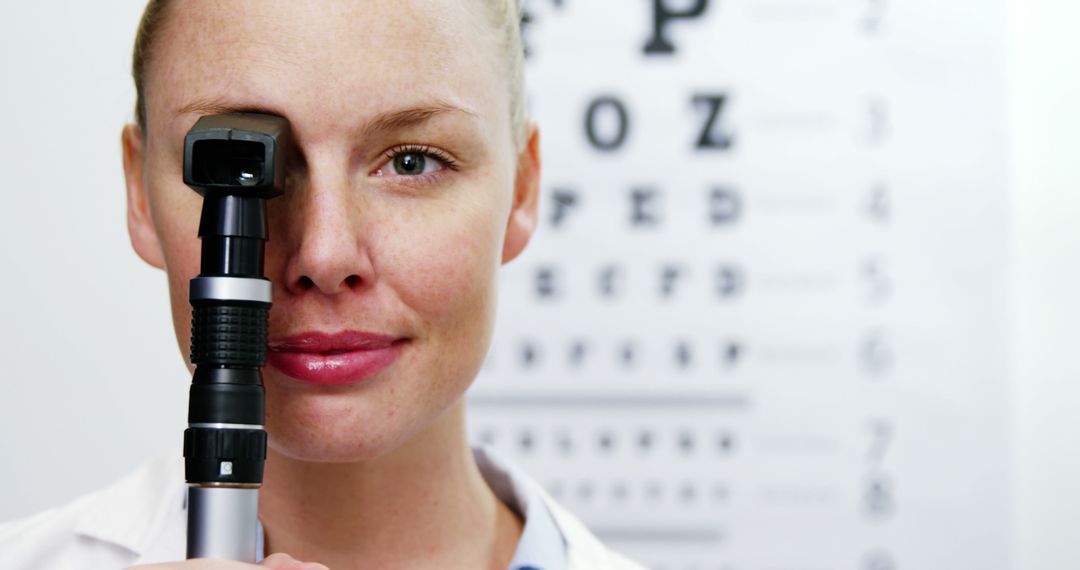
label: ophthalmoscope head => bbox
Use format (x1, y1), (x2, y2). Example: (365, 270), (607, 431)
(183, 112), (290, 199)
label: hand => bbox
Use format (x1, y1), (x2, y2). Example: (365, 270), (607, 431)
(129, 553), (329, 570)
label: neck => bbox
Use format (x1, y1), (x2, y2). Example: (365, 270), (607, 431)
(258, 400), (523, 570)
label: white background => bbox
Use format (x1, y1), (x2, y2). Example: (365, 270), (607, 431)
(0, 1), (1076, 568)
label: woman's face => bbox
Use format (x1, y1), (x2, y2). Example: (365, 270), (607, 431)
(122, 0), (539, 462)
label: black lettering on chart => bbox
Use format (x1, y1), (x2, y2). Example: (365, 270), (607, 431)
(693, 93), (734, 150)
(585, 96), (630, 151)
(644, 0), (711, 55)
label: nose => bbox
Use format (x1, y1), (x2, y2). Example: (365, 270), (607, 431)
(275, 156), (374, 297)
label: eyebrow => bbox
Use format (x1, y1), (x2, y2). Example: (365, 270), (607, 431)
(359, 103), (479, 140)
(175, 97), (479, 139)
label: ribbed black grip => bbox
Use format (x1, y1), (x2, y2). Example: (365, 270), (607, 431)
(184, 427), (267, 484)
(190, 304), (268, 367)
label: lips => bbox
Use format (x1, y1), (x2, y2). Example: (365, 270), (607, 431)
(266, 331), (406, 386)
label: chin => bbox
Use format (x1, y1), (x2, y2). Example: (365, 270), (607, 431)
(266, 429), (397, 464)
(263, 386), (412, 464)
(262, 371), (469, 465)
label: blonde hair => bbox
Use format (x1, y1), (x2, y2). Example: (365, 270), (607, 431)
(132, 0), (527, 147)
(484, 0), (528, 147)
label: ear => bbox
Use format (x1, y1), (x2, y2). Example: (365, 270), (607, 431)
(501, 120), (541, 264)
(122, 124), (165, 269)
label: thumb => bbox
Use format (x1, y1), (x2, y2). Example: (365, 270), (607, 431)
(259, 552), (329, 570)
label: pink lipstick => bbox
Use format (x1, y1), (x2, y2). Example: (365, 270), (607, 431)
(267, 331), (405, 386)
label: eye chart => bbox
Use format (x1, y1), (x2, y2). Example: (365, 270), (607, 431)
(467, 1), (1012, 569)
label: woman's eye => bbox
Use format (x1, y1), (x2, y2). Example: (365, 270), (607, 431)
(373, 145), (458, 180)
(387, 151), (443, 176)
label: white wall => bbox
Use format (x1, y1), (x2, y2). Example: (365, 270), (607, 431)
(0, 1), (1076, 568)
(0, 0), (188, 521)
(1010, 1), (1080, 568)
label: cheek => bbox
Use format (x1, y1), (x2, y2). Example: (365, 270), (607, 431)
(377, 196), (506, 332)
(147, 178), (206, 360)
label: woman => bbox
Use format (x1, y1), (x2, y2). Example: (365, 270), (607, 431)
(0, 1), (644, 568)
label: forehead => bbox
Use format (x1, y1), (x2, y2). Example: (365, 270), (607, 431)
(146, 0), (504, 136)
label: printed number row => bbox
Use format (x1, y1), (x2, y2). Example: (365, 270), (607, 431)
(474, 426), (738, 457)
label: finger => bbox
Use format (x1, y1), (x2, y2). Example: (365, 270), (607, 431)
(259, 553), (299, 569)
(260, 552), (329, 570)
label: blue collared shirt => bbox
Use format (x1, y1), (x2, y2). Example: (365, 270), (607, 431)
(482, 445), (568, 570)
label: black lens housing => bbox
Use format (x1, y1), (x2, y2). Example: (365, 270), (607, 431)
(183, 113), (289, 199)
(181, 112), (290, 487)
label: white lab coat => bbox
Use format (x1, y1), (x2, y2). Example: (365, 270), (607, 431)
(0, 446), (646, 570)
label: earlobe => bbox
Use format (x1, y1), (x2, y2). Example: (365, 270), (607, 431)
(501, 121), (541, 265)
(122, 124), (166, 270)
